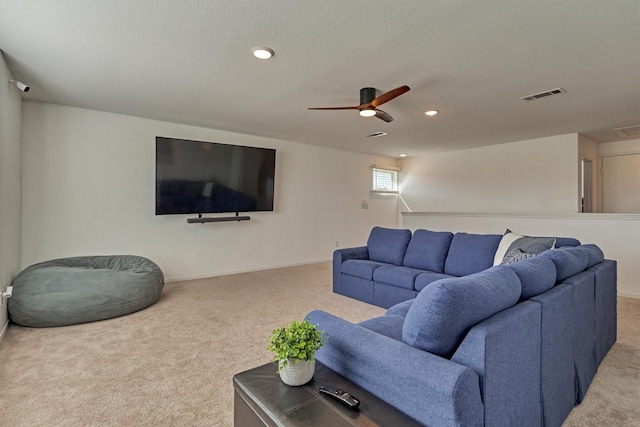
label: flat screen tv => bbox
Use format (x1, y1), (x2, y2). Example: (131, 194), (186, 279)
(155, 137), (276, 215)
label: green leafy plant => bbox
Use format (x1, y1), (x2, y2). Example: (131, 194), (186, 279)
(266, 317), (328, 372)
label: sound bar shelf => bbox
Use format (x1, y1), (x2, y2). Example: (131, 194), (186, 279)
(187, 214), (251, 224)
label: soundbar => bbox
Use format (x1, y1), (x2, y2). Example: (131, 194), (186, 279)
(187, 215), (251, 224)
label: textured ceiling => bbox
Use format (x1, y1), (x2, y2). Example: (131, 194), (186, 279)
(1, 0), (639, 157)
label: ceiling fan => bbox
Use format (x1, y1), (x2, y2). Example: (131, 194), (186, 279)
(308, 85), (410, 122)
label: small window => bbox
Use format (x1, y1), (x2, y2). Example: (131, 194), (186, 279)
(371, 166), (399, 193)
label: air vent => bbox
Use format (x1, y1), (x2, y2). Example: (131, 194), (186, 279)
(613, 125), (640, 138)
(366, 132), (387, 138)
(520, 88), (566, 101)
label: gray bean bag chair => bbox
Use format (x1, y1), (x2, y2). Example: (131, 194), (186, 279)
(9, 255), (164, 327)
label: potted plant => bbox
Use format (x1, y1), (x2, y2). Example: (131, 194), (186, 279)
(266, 317), (328, 386)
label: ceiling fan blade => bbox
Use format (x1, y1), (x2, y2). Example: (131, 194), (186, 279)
(370, 85), (410, 107)
(308, 106), (361, 110)
(374, 109), (394, 122)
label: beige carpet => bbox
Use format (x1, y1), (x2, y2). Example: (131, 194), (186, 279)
(0, 262), (637, 426)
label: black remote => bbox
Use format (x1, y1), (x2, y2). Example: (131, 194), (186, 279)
(319, 385), (360, 409)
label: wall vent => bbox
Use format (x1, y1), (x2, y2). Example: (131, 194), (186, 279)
(613, 125), (640, 138)
(520, 88), (566, 101)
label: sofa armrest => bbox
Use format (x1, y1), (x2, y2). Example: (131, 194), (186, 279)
(307, 310), (484, 427)
(333, 246), (369, 291)
(451, 300), (541, 427)
(333, 246), (369, 263)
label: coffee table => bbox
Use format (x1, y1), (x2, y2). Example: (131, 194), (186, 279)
(233, 361), (423, 426)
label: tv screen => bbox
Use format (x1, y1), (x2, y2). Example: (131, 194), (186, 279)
(155, 137), (276, 215)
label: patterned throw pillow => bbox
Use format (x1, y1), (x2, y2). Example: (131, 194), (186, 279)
(501, 248), (538, 265)
(493, 230), (556, 265)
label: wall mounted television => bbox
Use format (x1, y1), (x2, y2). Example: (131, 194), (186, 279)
(155, 137), (276, 216)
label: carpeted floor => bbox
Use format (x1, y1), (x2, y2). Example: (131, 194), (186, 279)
(0, 262), (637, 426)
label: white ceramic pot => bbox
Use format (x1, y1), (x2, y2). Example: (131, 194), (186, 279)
(278, 359), (315, 386)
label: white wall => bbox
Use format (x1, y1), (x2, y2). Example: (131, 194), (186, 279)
(21, 102), (399, 281)
(0, 53), (23, 342)
(399, 134), (579, 213)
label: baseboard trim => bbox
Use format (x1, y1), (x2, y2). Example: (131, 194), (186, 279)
(618, 291), (640, 300)
(164, 259), (332, 283)
(0, 319), (9, 345)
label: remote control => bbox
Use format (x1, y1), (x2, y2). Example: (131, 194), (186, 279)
(319, 385), (360, 409)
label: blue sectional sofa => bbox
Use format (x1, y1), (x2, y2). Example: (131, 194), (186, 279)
(309, 227), (617, 427)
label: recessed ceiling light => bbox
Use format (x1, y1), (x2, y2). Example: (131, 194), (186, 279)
(399, 153), (407, 157)
(252, 47), (274, 59)
(424, 110), (439, 116)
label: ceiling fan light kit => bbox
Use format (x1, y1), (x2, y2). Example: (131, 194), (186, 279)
(308, 85), (410, 122)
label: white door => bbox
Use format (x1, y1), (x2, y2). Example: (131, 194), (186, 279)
(581, 158), (593, 213)
(602, 153), (640, 213)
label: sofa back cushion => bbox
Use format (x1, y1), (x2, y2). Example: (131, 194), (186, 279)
(444, 233), (502, 276)
(569, 244), (604, 268)
(367, 227), (412, 266)
(402, 266), (521, 358)
(539, 247), (589, 282)
(554, 237), (581, 247)
(402, 229), (454, 273)
(505, 257), (557, 301)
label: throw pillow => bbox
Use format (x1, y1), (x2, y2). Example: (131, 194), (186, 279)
(501, 248), (538, 265)
(493, 230), (556, 265)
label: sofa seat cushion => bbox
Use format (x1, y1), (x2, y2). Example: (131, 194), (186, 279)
(358, 315), (405, 342)
(403, 266), (522, 358)
(367, 226), (412, 265)
(373, 266), (425, 290)
(402, 229), (454, 273)
(386, 299), (415, 317)
(505, 257), (557, 301)
(414, 271), (455, 292)
(342, 259), (388, 280)
(444, 233), (502, 276)
(540, 248), (589, 282)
